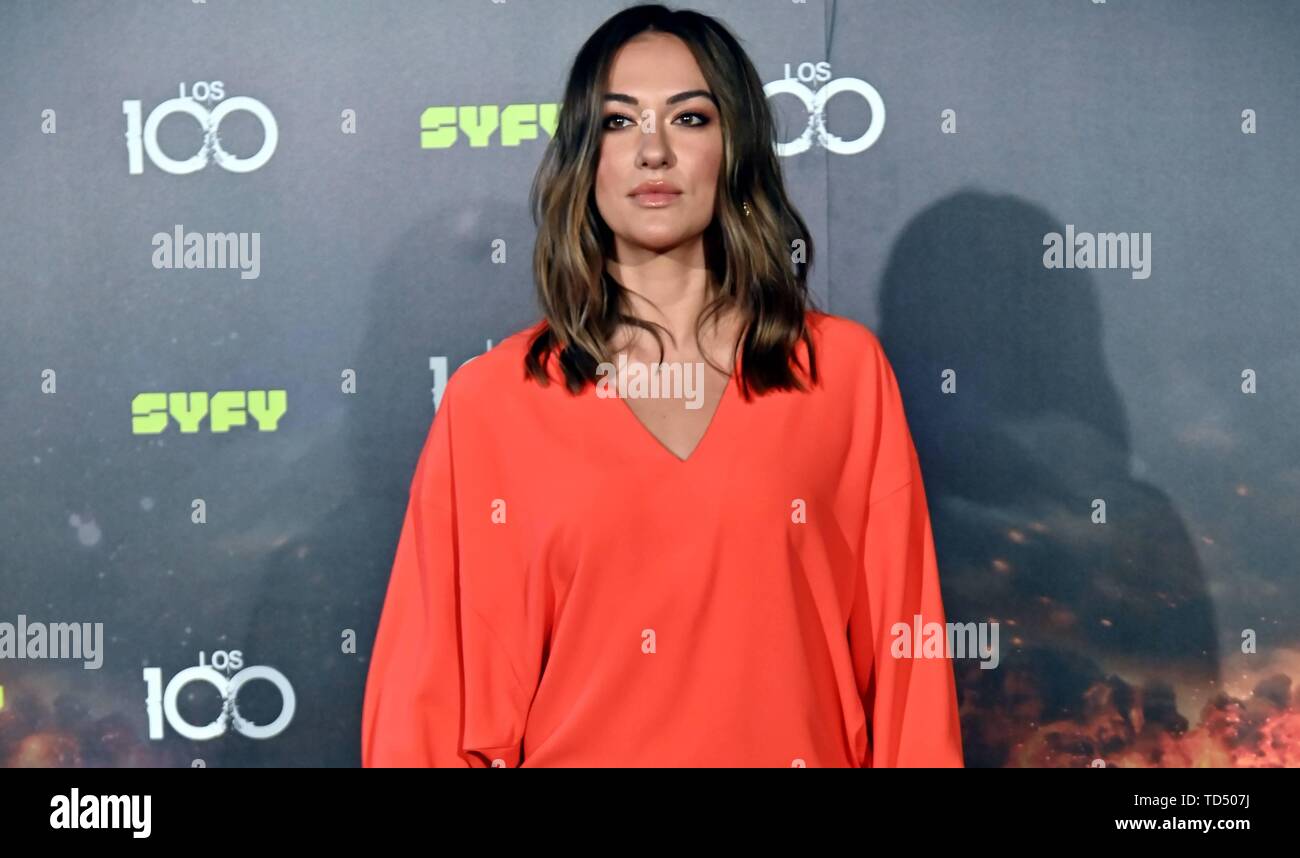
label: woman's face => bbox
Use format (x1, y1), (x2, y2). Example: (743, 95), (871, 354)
(594, 32), (724, 258)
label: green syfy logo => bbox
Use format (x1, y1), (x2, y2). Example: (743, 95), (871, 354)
(420, 103), (559, 148)
(131, 390), (287, 434)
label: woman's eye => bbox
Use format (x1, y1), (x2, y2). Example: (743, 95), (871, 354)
(603, 114), (634, 130)
(675, 112), (709, 127)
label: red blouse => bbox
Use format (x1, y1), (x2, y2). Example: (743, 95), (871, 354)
(361, 310), (964, 767)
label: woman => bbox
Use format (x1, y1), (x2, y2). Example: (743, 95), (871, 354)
(361, 3), (963, 767)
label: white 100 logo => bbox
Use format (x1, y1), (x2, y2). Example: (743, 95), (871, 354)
(765, 62), (885, 157)
(123, 81), (278, 175)
(143, 650), (296, 740)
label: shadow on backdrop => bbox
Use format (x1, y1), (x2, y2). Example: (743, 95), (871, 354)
(877, 190), (1222, 766)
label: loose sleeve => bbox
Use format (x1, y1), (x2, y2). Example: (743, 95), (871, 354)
(847, 339), (965, 768)
(361, 373), (536, 767)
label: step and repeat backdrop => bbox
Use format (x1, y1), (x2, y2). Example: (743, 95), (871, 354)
(1, 0), (1297, 767)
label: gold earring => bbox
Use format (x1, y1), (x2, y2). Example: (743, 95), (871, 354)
(742, 201), (753, 218)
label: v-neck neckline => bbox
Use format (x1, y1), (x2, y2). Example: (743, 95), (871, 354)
(610, 364), (738, 464)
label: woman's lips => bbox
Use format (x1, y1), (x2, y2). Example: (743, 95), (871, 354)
(631, 191), (681, 207)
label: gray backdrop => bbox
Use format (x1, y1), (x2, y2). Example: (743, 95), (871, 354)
(1, 0), (1298, 767)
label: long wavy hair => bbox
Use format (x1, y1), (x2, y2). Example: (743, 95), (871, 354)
(524, 3), (820, 399)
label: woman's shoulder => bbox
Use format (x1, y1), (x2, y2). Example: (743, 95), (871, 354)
(443, 318), (552, 402)
(805, 309), (890, 375)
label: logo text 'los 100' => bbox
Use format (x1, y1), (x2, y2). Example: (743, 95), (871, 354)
(124, 82), (278, 175)
(143, 649), (295, 741)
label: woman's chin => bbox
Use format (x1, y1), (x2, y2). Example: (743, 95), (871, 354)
(625, 230), (698, 254)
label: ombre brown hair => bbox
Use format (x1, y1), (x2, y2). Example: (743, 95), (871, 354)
(525, 3), (820, 398)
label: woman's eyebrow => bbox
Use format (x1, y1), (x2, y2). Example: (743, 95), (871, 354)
(603, 89), (718, 107)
